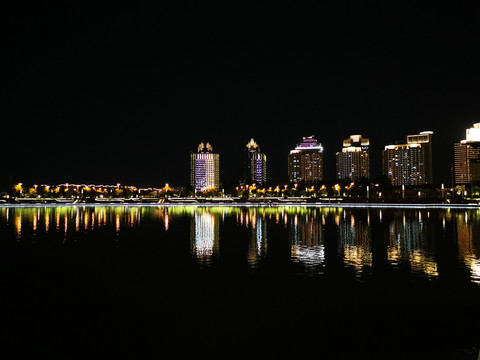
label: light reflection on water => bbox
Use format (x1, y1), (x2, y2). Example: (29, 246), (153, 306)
(1, 206), (480, 283)
(191, 210), (219, 264)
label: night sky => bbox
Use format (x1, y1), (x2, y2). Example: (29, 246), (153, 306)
(4, 4), (480, 188)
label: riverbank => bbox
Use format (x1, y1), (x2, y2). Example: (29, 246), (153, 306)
(1, 199), (479, 209)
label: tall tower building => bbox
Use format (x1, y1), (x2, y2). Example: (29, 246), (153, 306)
(454, 123), (480, 185)
(244, 138), (267, 187)
(288, 136), (324, 184)
(407, 131), (433, 184)
(382, 131), (433, 186)
(336, 134), (370, 181)
(190, 142), (220, 192)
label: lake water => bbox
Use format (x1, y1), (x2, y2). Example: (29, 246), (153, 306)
(1, 205), (480, 359)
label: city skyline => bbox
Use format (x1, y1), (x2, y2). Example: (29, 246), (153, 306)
(5, 5), (480, 358)
(5, 128), (480, 190)
(4, 7), (480, 188)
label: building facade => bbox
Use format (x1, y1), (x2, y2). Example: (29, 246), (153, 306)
(190, 142), (220, 192)
(406, 131), (433, 184)
(244, 138), (267, 187)
(454, 123), (480, 185)
(336, 134), (370, 181)
(382, 131), (433, 186)
(288, 136), (324, 184)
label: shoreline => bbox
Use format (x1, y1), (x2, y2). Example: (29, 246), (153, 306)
(1, 202), (479, 209)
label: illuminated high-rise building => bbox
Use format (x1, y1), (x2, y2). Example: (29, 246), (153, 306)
(382, 131), (433, 186)
(454, 123), (480, 185)
(190, 142), (220, 192)
(406, 131), (433, 184)
(336, 135), (370, 180)
(288, 136), (323, 184)
(244, 138), (267, 187)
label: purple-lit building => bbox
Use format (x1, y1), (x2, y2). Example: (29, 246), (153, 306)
(190, 142), (220, 192)
(243, 138), (267, 187)
(288, 136), (324, 184)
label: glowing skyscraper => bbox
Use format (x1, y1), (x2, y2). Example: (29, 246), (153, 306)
(336, 135), (370, 180)
(190, 142), (220, 192)
(288, 136), (324, 184)
(382, 131), (433, 186)
(244, 138), (267, 187)
(454, 123), (480, 185)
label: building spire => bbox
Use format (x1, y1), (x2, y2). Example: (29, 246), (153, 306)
(197, 142), (214, 153)
(246, 138), (259, 150)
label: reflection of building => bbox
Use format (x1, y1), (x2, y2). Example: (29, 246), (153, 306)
(190, 142), (220, 192)
(288, 136), (324, 184)
(456, 211), (480, 258)
(336, 135), (370, 180)
(289, 209), (325, 269)
(455, 211), (480, 283)
(289, 212), (324, 247)
(338, 211), (372, 270)
(247, 209), (267, 265)
(382, 131), (433, 185)
(386, 211), (438, 277)
(454, 123), (480, 185)
(190, 210), (220, 262)
(244, 138), (267, 187)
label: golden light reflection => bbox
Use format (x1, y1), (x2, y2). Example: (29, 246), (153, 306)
(164, 213), (169, 231)
(75, 208), (80, 232)
(0, 206), (139, 242)
(410, 250), (438, 277)
(33, 211), (37, 233)
(2, 206), (480, 284)
(56, 211), (60, 231)
(84, 211), (89, 230)
(45, 212), (50, 231)
(339, 212), (372, 272)
(64, 213), (68, 241)
(344, 246), (372, 269)
(116, 213), (121, 233)
(386, 211), (438, 278)
(456, 210), (480, 283)
(15, 214), (21, 240)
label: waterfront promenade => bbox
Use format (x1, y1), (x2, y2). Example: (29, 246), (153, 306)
(1, 197), (479, 209)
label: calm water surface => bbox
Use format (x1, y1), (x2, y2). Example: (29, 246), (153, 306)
(1, 205), (480, 359)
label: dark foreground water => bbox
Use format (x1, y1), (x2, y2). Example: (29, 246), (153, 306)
(1, 205), (480, 359)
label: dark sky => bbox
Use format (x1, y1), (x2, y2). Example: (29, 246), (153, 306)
(4, 4), (480, 188)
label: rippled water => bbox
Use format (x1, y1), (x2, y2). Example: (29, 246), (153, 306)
(1, 205), (480, 359)
(2, 205), (480, 282)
